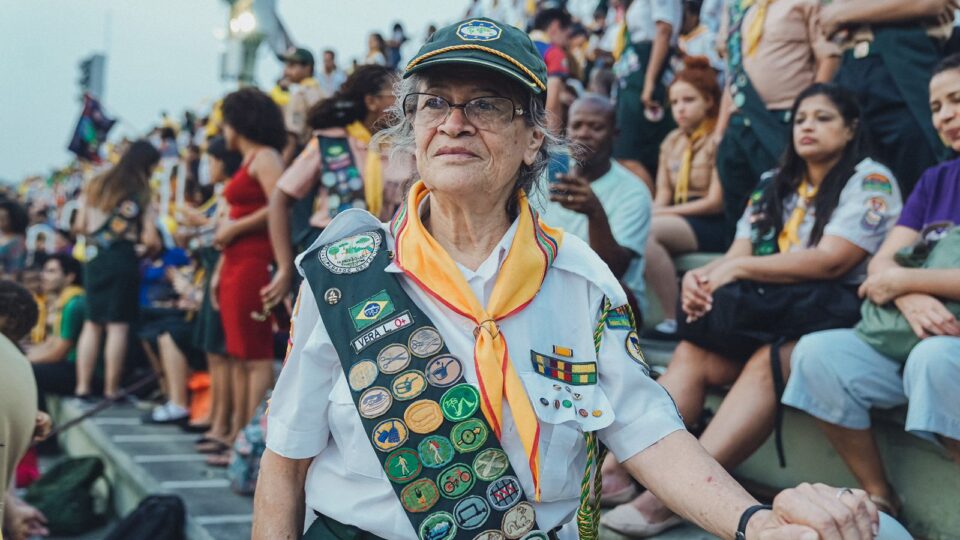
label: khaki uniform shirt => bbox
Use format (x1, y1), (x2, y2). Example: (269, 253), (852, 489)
(284, 79), (327, 145)
(0, 333), (38, 524)
(657, 127), (721, 200)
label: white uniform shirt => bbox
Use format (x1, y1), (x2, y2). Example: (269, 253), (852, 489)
(625, 0), (683, 44)
(267, 207), (684, 539)
(538, 161), (653, 312)
(735, 158), (903, 284)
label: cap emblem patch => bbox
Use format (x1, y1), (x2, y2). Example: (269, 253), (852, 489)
(456, 20), (502, 42)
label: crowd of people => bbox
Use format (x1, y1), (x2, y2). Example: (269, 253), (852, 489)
(3, 0), (960, 538)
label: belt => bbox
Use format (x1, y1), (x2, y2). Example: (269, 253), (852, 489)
(308, 511), (563, 540)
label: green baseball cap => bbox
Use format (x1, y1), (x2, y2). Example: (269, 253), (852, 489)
(404, 18), (547, 94)
(278, 47), (315, 66)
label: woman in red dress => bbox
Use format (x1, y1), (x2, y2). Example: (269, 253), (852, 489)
(208, 88), (286, 462)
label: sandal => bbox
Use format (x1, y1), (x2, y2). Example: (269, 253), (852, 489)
(195, 440), (230, 454)
(206, 451), (232, 468)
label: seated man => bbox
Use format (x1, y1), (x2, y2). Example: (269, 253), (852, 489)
(28, 254), (88, 404)
(540, 94), (653, 320)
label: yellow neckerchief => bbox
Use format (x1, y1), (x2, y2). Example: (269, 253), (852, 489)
(778, 180), (818, 253)
(674, 118), (717, 205)
(681, 24), (708, 48)
(391, 180), (563, 501)
(270, 84), (290, 107)
(742, 0), (775, 57)
(31, 293), (47, 344)
(344, 121), (383, 217)
(53, 285), (84, 336)
(613, 21), (629, 61)
(300, 77), (319, 88)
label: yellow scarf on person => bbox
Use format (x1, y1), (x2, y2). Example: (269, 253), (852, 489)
(31, 293), (47, 344)
(674, 118), (716, 205)
(391, 181), (563, 501)
(53, 286), (84, 336)
(742, 0), (775, 57)
(777, 181), (818, 253)
(345, 121), (383, 217)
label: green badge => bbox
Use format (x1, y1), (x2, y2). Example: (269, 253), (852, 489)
(418, 435), (456, 469)
(385, 448), (422, 484)
(440, 384), (480, 422)
(419, 511), (457, 540)
(605, 305), (633, 330)
(438, 463), (475, 499)
(450, 418), (488, 454)
(349, 290), (395, 331)
(319, 232), (381, 275)
(473, 448), (509, 481)
(401, 478), (440, 513)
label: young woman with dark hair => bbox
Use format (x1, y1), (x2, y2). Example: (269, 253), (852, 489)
(208, 88), (285, 455)
(0, 199), (29, 277)
(74, 140), (161, 400)
(602, 83), (904, 537)
(263, 65), (410, 306)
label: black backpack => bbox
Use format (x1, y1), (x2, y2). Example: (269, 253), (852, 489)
(103, 494), (186, 540)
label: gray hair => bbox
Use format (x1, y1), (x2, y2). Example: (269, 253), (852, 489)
(373, 73), (564, 213)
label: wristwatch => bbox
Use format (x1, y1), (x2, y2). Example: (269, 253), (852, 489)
(736, 504), (773, 540)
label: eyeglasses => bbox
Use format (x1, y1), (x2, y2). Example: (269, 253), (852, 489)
(402, 93), (524, 131)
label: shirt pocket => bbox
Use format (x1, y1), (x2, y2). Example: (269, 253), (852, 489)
(519, 371), (616, 502)
(327, 377), (385, 480)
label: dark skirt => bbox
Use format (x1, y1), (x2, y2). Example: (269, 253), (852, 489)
(683, 213), (730, 253)
(84, 240), (140, 324)
(192, 248), (227, 355)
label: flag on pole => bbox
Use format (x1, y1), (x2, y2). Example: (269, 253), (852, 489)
(67, 93), (116, 162)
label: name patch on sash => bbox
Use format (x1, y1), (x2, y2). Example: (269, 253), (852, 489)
(352, 311), (414, 353)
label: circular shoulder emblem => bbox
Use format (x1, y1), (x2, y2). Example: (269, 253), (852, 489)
(438, 463), (475, 499)
(385, 448), (422, 484)
(348, 360), (379, 391)
(450, 418), (488, 454)
(419, 510), (457, 540)
(625, 330), (647, 367)
(440, 384), (480, 422)
(377, 344), (411, 375)
(319, 232), (381, 274)
(402, 478), (440, 514)
(501, 502), (536, 539)
(358, 386), (392, 418)
(119, 200), (139, 218)
(425, 355), (464, 388)
(391, 370), (428, 401)
(453, 496), (491, 531)
(409, 326), (444, 358)
(404, 399), (444, 434)
(418, 435), (455, 468)
(456, 19), (502, 42)
(371, 418), (408, 452)
(473, 448), (509, 481)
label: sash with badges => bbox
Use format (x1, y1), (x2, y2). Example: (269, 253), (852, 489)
(318, 136), (367, 218)
(302, 229), (551, 540)
(85, 199), (141, 260)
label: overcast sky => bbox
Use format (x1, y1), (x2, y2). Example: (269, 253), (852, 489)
(0, 0), (469, 183)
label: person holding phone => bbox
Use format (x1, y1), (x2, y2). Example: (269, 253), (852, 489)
(541, 94), (653, 320)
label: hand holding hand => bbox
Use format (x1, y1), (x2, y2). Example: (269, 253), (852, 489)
(751, 483), (879, 540)
(857, 267), (906, 306)
(680, 270), (712, 321)
(894, 293), (960, 338)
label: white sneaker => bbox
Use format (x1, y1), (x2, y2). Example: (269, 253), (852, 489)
(654, 319), (677, 334)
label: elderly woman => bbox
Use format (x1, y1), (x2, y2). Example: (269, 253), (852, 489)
(252, 17), (879, 540)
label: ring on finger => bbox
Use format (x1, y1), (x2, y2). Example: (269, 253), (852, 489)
(567, 194), (573, 202)
(836, 487), (854, 500)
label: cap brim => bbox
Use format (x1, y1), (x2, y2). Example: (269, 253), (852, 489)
(404, 53), (544, 94)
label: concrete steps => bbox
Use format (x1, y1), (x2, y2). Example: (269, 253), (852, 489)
(47, 396), (252, 540)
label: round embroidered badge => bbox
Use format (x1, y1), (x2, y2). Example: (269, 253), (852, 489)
(418, 435), (455, 469)
(319, 232), (381, 274)
(425, 355), (464, 388)
(377, 343), (411, 375)
(419, 510), (457, 540)
(453, 496), (491, 531)
(391, 370), (428, 401)
(401, 478), (440, 514)
(450, 418), (488, 453)
(438, 463), (475, 500)
(472, 448), (509, 481)
(385, 448), (422, 484)
(371, 418), (408, 452)
(501, 502), (536, 539)
(486, 476), (522, 511)
(409, 326), (444, 358)
(404, 399), (444, 434)
(440, 384), (480, 422)
(473, 531), (506, 540)
(348, 361), (378, 392)
(358, 386), (392, 419)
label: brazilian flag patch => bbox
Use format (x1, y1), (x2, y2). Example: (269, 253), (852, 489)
(530, 351), (597, 385)
(349, 290), (395, 331)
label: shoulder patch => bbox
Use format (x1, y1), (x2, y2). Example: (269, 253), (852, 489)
(319, 231), (381, 274)
(862, 173), (892, 194)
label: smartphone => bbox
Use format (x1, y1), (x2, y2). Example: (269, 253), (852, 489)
(548, 151), (571, 185)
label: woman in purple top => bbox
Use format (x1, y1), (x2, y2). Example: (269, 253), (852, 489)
(784, 54), (960, 521)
